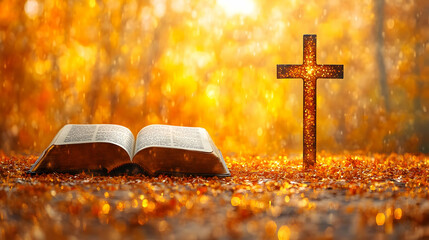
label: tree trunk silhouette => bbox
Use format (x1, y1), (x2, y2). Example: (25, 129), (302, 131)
(140, 17), (167, 124)
(87, 0), (126, 123)
(0, 9), (29, 151)
(109, 1), (127, 122)
(413, 2), (429, 153)
(374, 0), (390, 112)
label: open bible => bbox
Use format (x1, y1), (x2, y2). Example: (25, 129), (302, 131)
(29, 124), (230, 177)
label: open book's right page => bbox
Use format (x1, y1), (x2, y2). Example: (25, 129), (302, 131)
(133, 124), (230, 176)
(135, 125), (213, 154)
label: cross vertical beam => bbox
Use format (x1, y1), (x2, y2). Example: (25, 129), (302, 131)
(277, 35), (344, 167)
(303, 73), (317, 167)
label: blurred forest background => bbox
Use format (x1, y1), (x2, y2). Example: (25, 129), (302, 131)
(0, 0), (428, 155)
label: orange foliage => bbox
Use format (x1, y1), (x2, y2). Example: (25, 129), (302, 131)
(0, 153), (428, 238)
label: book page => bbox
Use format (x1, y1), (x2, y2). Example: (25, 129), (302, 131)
(54, 124), (135, 158)
(135, 124), (213, 154)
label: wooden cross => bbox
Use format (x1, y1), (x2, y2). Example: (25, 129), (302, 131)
(277, 35), (343, 167)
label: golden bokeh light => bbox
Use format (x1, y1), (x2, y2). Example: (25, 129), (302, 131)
(394, 208), (402, 220)
(376, 212), (386, 226)
(278, 225), (291, 240)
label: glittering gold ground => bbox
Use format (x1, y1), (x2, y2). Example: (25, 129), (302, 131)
(1, 153), (428, 239)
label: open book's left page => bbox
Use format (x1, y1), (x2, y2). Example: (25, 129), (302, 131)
(30, 124), (135, 173)
(54, 124), (135, 158)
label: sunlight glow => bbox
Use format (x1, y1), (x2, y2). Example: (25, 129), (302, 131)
(217, 0), (256, 16)
(89, 0), (96, 8)
(24, 0), (40, 19)
(306, 66), (315, 75)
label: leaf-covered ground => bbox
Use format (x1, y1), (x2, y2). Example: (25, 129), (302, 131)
(1, 153), (428, 239)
